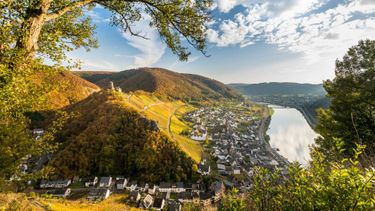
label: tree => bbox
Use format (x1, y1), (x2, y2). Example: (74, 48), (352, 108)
(220, 142), (375, 210)
(1, 0), (211, 65)
(314, 39), (375, 165)
(0, 0), (211, 189)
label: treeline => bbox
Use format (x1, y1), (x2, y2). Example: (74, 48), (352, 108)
(49, 90), (196, 183)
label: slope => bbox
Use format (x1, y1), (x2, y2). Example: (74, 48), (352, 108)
(74, 67), (242, 101)
(34, 69), (100, 110)
(49, 90), (196, 183)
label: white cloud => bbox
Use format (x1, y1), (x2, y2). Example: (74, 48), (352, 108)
(120, 14), (166, 68)
(209, 0), (375, 67)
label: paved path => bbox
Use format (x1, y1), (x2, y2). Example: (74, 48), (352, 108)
(142, 102), (164, 111)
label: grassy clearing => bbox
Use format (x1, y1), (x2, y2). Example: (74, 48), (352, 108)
(0, 193), (138, 211)
(170, 115), (202, 163)
(117, 92), (202, 163)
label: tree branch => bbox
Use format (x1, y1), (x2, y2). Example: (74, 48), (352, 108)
(45, 0), (98, 22)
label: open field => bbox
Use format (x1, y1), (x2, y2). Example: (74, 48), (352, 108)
(117, 91), (203, 163)
(0, 193), (138, 211)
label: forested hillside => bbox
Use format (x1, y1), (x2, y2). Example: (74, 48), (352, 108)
(229, 82), (325, 96)
(48, 90), (196, 183)
(74, 68), (242, 101)
(34, 69), (100, 110)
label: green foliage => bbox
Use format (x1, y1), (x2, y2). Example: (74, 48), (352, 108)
(314, 39), (375, 165)
(221, 142), (375, 211)
(219, 188), (246, 211)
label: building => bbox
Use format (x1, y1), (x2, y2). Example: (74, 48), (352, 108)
(168, 201), (182, 211)
(212, 181), (225, 203)
(198, 164), (211, 176)
(159, 182), (172, 193)
(46, 188), (71, 198)
(129, 191), (141, 203)
(85, 176), (98, 187)
(116, 178), (128, 190)
(148, 184), (157, 195)
(143, 194), (154, 209)
(87, 189), (111, 201)
(153, 198), (165, 211)
(200, 192), (213, 206)
(99, 177), (112, 188)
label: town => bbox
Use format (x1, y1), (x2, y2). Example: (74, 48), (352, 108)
(23, 102), (290, 210)
(184, 103), (289, 192)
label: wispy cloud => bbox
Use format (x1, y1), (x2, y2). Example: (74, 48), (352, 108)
(120, 14), (166, 68)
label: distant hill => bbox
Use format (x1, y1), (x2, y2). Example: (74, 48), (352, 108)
(74, 68), (242, 101)
(34, 69), (100, 110)
(228, 82), (325, 96)
(49, 90), (196, 182)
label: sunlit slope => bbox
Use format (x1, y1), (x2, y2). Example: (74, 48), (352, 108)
(74, 67), (243, 101)
(117, 91), (202, 162)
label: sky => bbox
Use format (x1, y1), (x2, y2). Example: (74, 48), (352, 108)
(67, 0), (375, 84)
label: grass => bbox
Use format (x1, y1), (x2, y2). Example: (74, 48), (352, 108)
(170, 115), (202, 163)
(118, 92), (203, 163)
(40, 193), (136, 211)
(70, 181), (84, 188)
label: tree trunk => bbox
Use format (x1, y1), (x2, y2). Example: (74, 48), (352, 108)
(16, 0), (52, 61)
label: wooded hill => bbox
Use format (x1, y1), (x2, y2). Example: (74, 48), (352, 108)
(228, 82), (325, 96)
(74, 68), (243, 101)
(49, 90), (196, 183)
(34, 69), (100, 110)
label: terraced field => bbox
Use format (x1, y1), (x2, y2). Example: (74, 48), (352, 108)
(118, 91), (203, 163)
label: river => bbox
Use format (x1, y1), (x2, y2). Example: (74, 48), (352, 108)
(267, 105), (318, 165)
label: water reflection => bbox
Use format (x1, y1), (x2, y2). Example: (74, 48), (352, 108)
(268, 105), (318, 165)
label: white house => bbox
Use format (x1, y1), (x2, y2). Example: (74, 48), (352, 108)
(85, 176), (98, 187)
(99, 177), (112, 188)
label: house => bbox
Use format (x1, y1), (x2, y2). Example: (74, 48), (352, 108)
(159, 182), (172, 192)
(129, 191), (141, 203)
(197, 164), (211, 176)
(85, 176), (98, 187)
(176, 182), (185, 193)
(87, 189), (111, 201)
(99, 177), (112, 188)
(212, 181), (225, 202)
(192, 192), (200, 204)
(200, 192), (212, 206)
(152, 198), (165, 210)
(137, 182), (149, 192)
(191, 184), (202, 193)
(168, 201), (182, 211)
(127, 181), (138, 192)
(55, 179), (71, 188)
(148, 184), (157, 195)
(116, 178), (128, 190)
(40, 180), (48, 189)
(177, 192), (193, 203)
(143, 194), (154, 209)
(46, 188), (71, 198)
(233, 169), (241, 175)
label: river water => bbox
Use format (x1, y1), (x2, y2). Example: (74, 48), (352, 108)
(267, 105), (318, 165)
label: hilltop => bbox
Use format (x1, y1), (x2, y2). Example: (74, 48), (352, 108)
(74, 68), (242, 101)
(49, 90), (196, 183)
(228, 82), (325, 96)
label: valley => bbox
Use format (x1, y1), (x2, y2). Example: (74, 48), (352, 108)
(4, 68), (291, 210)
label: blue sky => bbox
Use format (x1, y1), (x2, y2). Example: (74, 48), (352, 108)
(67, 0), (375, 84)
